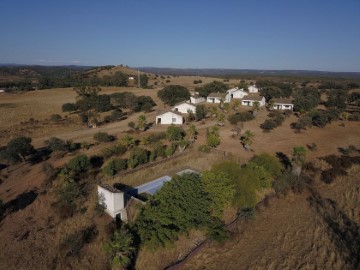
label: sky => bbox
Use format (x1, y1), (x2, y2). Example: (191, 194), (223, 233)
(1, 0), (360, 72)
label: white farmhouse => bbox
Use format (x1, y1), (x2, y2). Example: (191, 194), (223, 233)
(156, 110), (184, 125)
(225, 87), (248, 102)
(172, 101), (197, 114)
(248, 85), (259, 93)
(98, 185), (127, 219)
(0, 89), (5, 94)
(190, 94), (206, 104)
(207, 92), (224, 103)
(272, 98), (294, 110)
(241, 94), (266, 107)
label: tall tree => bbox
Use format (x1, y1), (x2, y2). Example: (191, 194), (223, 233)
(0, 136), (34, 164)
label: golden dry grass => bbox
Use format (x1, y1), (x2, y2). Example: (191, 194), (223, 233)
(182, 165), (360, 270)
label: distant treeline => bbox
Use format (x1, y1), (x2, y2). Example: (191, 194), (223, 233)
(0, 65), (148, 91)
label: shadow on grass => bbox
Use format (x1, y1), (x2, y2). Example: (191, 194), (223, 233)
(307, 191), (360, 269)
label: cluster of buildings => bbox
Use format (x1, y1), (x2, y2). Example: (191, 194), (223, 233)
(156, 85), (294, 125)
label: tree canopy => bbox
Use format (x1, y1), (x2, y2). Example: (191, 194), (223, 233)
(157, 85), (190, 106)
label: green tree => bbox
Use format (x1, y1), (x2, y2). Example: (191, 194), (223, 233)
(187, 124), (197, 143)
(137, 115), (147, 131)
(251, 153), (282, 177)
(177, 138), (189, 152)
(201, 171), (235, 217)
(93, 132), (115, 143)
(166, 125), (185, 141)
(196, 81), (228, 98)
(136, 173), (211, 248)
(67, 155), (91, 173)
(252, 102), (261, 117)
(0, 136), (34, 164)
(157, 85), (190, 106)
(121, 135), (135, 149)
(128, 148), (148, 169)
(207, 126), (221, 148)
(102, 158), (127, 176)
(104, 225), (136, 268)
(195, 104), (206, 121)
(240, 130), (254, 150)
(291, 146), (307, 176)
(62, 103), (77, 113)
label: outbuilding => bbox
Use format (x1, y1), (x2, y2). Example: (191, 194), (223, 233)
(241, 94), (266, 107)
(207, 92), (224, 103)
(190, 94), (206, 104)
(172, 101), (197, 114)
(272, 98), (294, 110)
(248, 85), (259, 93)
(225, 87), (248, 102)
(156, 110), (184, 125)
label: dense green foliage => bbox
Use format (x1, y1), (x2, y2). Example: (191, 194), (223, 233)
(166, 125), (186, 141)
(251, 153), (283, 177)
(260, 111), (286, 132)
(128, 148), (148, 169)
(157, 85), (190, 105)
(196, 104), (207, 120)
(206, 126), (221, 148)
(291, 109), (339, 131)
(67, 155), (91, 173)
(258, 80), (293, 100)
(102, 158), (127, 176)
(293, 88), (320, 112)
(0, 136), (34, 164)
(136, 173), (211, 248)
(195, 81), (228, 98)
(228, 112), (254, 125)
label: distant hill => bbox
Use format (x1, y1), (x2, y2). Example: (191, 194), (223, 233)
(138, 67), (360, 79)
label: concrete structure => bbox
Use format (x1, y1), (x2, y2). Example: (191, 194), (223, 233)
(225, 87), (248, 102)
(172, 101), (197, 114)
(241, 94), (266, 107)
(98, 184), (125, 219)
(190, 94), (206, 104)
(0, 89), (5, 93)
(156, 110), (184, 125)
(128, 77), (135, 87)
(272, 98), (294, 110)
(248, 85), (259, 93)
(97, 168), (199, 221)
(207, 92), (224, 103)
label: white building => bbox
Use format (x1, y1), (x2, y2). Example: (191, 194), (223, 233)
(156, 110), (184, 125)
(241, 94), (266, 107)
(98, 185), (126, 219)
(248, 85), (259, 93)
(190, 94), (206, 104)
(172, 101), (197, 114)
(225, 87), (248, 102)
(272, 98), (294, 110)
(207, 92), (224, 103)
(0, 89), (5, 93)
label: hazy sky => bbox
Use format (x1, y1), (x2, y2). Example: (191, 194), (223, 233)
(1, 0), (360, 71)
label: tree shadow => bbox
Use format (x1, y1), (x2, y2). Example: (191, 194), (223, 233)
(307, 191), (360, 269)
(276, 152), (291, 169)
(2, 191), (38, 218)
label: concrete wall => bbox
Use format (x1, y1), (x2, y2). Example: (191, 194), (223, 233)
(156, 112), (184, 125)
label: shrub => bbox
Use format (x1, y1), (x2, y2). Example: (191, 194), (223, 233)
(50, 114), (62, 122)
(251, 153), (282, 177)
(103, 159), (128, 176)
(198, 145), (211, 153)
(68, 155), (91, 173)
(62, 103), (77, 113)
(42, 162), (58, 183)
(102, 145), (127, 159)
(260, 119), (276, 131)
(321, 168), (347, 184)
(147, 132), (166, 143)
(128, 148), (148, 169)
(45, 137), (67, 152)
(128, 121), (136, 130)
(56, 181), (81, 218)
(165, 143), (177, 157)
(206, 218), (229, 243)
(93, 132), (115, 143)
(166, 125), (185, 141)
(228, 112), (254, 125)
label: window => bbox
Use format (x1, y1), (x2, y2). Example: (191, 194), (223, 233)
(172, 118), (176, 123)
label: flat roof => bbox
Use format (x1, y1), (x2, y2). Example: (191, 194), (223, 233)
(135, 175), (172, 195)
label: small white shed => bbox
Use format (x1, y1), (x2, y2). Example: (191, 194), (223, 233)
(98, 184), (125, 219)
(156, 110), (184, 125)
(226, 87), (248, 102)
(172, 101), (197, 114)
(190, 94), (205, 104)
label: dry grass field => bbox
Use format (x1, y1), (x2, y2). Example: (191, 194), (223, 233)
(182, 165), (360, 270)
